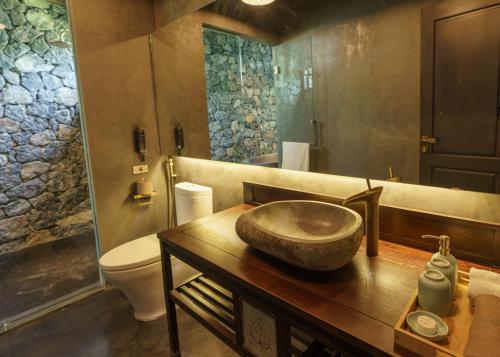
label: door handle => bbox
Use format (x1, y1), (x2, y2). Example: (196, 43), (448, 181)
(421, 136), (437, 144)
(421, 135), (437, 153)
(311, 120), (319, 149)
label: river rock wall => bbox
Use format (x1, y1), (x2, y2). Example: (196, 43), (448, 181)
(203, 28), (277, 163)
(0, 0), (93, 255)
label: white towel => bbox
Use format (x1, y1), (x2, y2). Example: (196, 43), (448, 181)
(468, 268), (500, 300)
(281, 141), (310, 172)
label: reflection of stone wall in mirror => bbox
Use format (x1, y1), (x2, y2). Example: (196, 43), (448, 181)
(204, 28), (278, 163)
(151, 5), (280, 160)
(151, 0), (500, 194)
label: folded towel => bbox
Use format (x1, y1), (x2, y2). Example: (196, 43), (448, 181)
(464, 295), (500, 357)
(468, 268), (500, 300)
(281, 141), (310, 172)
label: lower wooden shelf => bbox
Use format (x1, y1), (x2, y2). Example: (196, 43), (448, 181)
(171, 274), (343, 357)
(170, 274), (237, 349)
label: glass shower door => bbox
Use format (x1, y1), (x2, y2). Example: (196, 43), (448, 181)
(0, 0), (102, 332)
(272, 33), (316, 170)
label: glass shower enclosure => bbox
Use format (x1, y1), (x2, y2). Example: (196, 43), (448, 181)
(272, 33), (317, 171)
(0, 0), (102, 332)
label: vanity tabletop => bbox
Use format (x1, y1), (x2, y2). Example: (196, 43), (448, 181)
(158, 204), (489, 356)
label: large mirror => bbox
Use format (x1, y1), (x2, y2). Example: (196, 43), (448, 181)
(151, 0), (500, 194)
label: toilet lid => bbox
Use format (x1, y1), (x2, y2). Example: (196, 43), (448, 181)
(99, 234), (161, 271)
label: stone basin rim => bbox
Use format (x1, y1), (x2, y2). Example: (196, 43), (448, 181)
(241, 200), (363, 244)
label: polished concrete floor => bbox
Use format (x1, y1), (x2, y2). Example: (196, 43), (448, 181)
(1, 288), (237, 357)
(0, 233), (100, 323)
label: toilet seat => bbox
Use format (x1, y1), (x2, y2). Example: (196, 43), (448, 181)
(99, 234), (161, 271)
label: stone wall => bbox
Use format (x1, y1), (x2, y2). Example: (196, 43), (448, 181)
(0, 0), (93, 255)
(203, 28), (277, 163)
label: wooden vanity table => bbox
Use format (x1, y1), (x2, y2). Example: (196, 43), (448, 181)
(158, 183), (499, 357)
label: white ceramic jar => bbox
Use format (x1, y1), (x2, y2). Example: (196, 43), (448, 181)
(425, 257), (456, 297)
(418, 269), (451, 317)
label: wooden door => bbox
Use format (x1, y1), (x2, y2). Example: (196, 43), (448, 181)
(420, 0), (500, 193)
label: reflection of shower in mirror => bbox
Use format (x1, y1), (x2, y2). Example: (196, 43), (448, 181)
(48, 31), (73, 48)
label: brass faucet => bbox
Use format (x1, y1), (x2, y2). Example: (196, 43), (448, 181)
(342, 179), (383, 257)
(387, 166), (402, 183)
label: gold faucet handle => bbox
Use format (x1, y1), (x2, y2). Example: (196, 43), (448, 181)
(422, 234), (441, 240)
(421, 234), (451, 255)
(422, 234), (450, 240)
(386, 166), (403, 182)
(366, 178), (372, 190)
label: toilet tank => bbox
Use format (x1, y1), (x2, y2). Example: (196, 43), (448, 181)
(175, 182), (213, 226)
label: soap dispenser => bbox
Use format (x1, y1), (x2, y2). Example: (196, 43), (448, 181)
(422, 235), (458, 291)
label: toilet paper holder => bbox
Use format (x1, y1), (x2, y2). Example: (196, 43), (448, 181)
(132, 192), (158, 207)
(132, 179), (157, 207)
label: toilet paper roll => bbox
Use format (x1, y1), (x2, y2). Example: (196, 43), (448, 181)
(136, 179), (154, 196)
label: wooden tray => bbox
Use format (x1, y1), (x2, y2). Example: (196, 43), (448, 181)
(394, 272), (473, 357)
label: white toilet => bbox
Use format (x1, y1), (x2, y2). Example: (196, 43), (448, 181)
(99, 182), (213, 321)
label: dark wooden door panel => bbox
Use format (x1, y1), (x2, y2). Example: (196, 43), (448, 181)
(432, 167), (497, 192)
(420, 0), (500, 193)
(434, 6), (500, 156)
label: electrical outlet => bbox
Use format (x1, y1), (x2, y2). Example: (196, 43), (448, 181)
(133, 165), (149, 175)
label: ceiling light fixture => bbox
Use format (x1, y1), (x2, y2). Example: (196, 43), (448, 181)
(241, 0), (275, 6)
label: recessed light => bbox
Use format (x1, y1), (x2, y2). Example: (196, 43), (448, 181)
(241, 0), (275, 6)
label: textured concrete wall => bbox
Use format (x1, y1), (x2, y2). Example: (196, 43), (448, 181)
(152, 12), (211, 159)
(68, 0), (167, 254)
(204, 28), (277, 162)
(307, 0), (434, 183)
(175, 156), (500, 225)
(0, 0), (92, 255)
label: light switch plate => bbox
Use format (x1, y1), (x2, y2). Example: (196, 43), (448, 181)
(132, 165), (149, 175)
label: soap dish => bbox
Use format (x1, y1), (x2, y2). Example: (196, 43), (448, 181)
(406, 311), (448, 342)
(395, 271), (472, 356)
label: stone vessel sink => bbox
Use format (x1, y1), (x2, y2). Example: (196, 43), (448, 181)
(235, 200), (363, 271)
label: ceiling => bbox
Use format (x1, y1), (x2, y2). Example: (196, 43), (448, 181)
(204, 0), (324, 39)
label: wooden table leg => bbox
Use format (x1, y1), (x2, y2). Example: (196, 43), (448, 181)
(233, 294), (244, 348)
(161, 245), (181, 357)
(276, 317), (291, 357)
